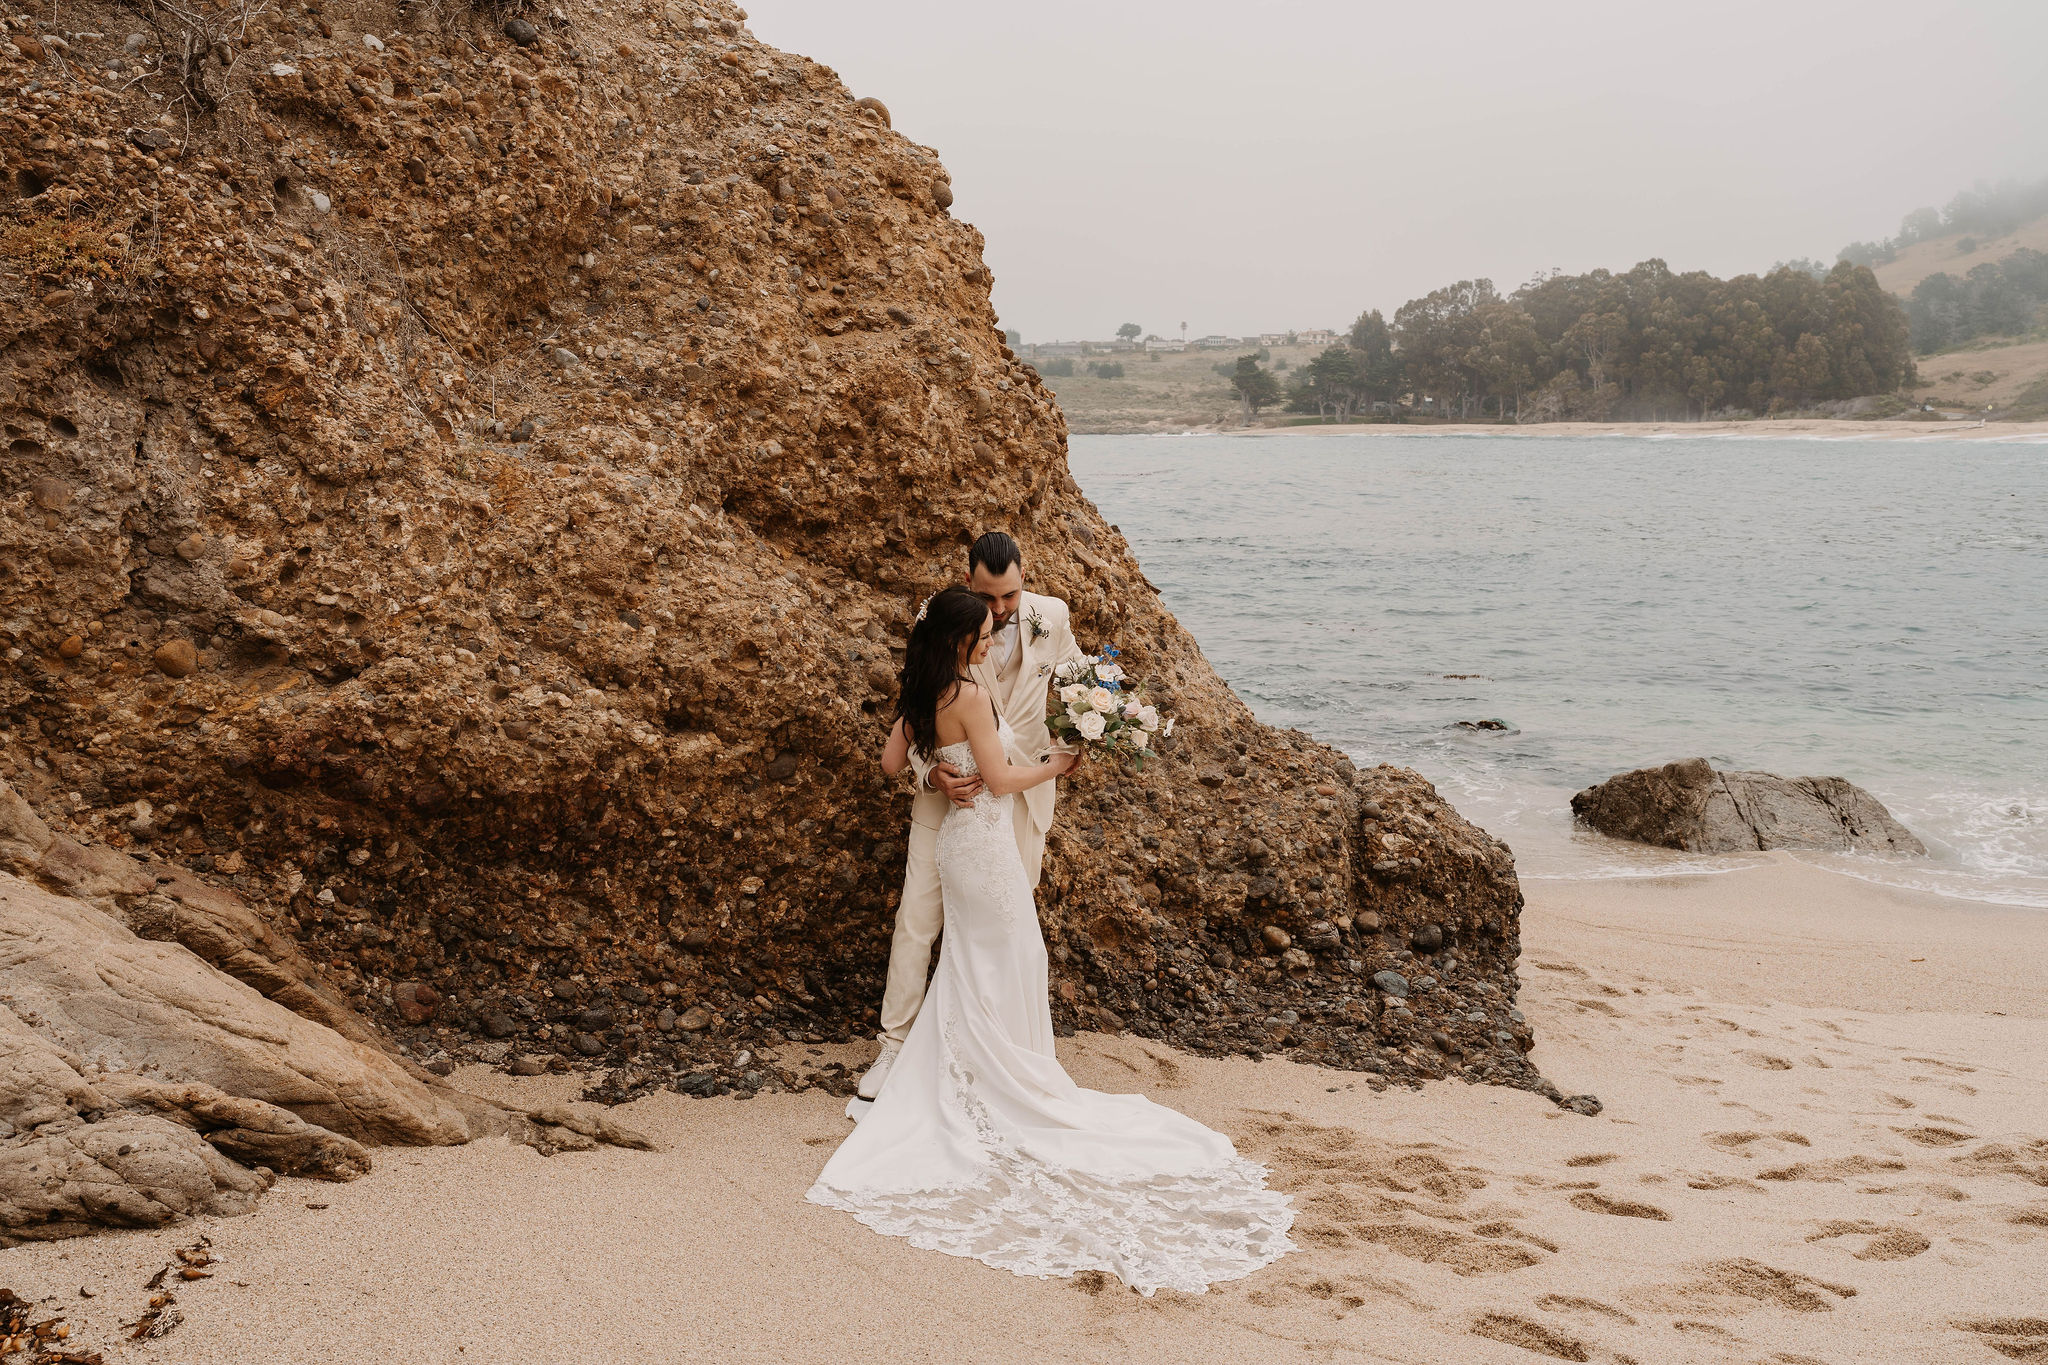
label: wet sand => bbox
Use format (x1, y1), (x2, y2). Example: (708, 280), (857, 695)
(7, 858), (2045, 1363)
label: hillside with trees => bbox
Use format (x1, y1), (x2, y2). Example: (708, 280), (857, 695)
(1285, 259), (1912, 423)
(1834, 176), (2048, 359)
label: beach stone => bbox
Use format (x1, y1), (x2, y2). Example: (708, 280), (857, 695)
(678, 1006), (710, 1032)
(1371, 971), (1410, 998)
(1572, 757), (1924, 855)
(503, 17), (539, 45)
(1260, 925), (1291, 951)
(482, 1012), (518, 1039)
(509, 1055), (546, 1076)
(393, 981), (440, 1024)
(1410, 923), (1444, 953)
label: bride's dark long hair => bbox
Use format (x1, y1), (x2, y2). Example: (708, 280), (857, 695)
(896, 585), (990, 758)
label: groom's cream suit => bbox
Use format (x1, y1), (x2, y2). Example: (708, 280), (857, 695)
(879, 590), (1085, 1047)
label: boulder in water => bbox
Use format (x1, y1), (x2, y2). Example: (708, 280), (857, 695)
(1570, 758), (1924, 855)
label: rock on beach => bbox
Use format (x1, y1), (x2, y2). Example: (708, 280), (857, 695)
(1571, 758), (1925, 854)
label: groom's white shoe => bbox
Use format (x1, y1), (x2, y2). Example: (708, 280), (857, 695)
(858, 1039), (901, 1100)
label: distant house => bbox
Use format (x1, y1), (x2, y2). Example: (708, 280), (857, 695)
(1144, 335), (1186, 353)
(1191, 334), (1237, 349)
(1257, 332), (1288, 347)
(1296, 328), (1339, 347)
(1028, 341), (1089, 358)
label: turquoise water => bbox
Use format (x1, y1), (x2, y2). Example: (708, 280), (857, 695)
(1068, 431), (2048, 906)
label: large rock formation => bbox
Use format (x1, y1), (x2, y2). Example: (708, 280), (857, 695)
(1, 0), (1541, 1156)
(1, 779), (646, 1243)
(1571, 758), (1925, 855)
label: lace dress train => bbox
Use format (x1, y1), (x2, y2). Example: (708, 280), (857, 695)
(807, 732), (1294, 1295)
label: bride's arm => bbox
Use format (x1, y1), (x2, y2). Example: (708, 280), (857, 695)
(880, 717), (911, 776)
(957, 688), (1074, 796)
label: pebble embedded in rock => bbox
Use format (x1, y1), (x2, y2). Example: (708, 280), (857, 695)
(1371, 971), (1410, 998)
(1260, 925), (1291, 951)
(1410, 923), (1444, 953)
(29, 477), (72, 511)
(679, 1006), (710, 1032)
(504, 17), (539, 45)
(482, 1012), (518, 1039)
(152, 639), (198, 678)
(572, 1032), (604, 1056)
(509, 1055), (547, 1076)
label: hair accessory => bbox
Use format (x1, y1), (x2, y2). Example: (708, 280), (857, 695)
(914, 593), (935, 624)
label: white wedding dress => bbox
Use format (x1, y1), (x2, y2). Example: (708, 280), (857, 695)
(807, 723), (1295, 1295)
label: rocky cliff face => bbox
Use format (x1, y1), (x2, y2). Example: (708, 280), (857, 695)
(2, 0), (1544, 1120)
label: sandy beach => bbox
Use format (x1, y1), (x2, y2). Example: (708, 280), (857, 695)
(5, 857), (2042, 1364)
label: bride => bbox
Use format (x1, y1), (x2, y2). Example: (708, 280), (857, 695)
(807, 586), (1295, 1295)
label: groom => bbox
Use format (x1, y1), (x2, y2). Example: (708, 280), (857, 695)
(859, 531), (1085, 1099)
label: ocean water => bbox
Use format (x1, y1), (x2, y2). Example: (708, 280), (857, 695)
(1067, 431), (2048, 907)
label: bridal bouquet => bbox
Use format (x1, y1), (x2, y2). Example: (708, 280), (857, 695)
(1047, 648), (1173, 768)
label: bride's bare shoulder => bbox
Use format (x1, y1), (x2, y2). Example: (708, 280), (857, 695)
(942, 678), (989, 709)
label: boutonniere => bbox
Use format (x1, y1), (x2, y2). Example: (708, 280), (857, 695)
(1025, 607), (1047, 643)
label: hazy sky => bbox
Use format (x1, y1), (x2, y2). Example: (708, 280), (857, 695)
(748, 1), (2048, 344)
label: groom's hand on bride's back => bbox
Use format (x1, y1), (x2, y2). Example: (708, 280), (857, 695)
(932, 762), (984, 808)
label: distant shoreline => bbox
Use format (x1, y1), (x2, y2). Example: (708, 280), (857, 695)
(1067, 417), (2048, 441)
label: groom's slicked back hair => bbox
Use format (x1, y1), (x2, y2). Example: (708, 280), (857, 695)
(968, 531), (1022, 578)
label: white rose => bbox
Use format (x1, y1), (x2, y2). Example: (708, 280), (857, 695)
(1060, 684), (1088, 706)
(1138, 705), (1159, 731)
(1097, 663), (1124, 682)
(1088, 686), (1115, 712)
(1122, 699), (1142, 720)
(1076, 710), (1106, 741)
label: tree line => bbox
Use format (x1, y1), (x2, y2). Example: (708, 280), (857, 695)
(1273, 258), (1914, 423)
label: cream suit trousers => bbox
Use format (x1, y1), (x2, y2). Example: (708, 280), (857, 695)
(877, 795), (1046, 1046)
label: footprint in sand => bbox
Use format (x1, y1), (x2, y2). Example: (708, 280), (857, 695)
(1570, 1191), (1672, 1221)
(1951, 1139), (2048, 1187)
(1563, 1153), (1621, 1168)
(1535, 1294), (1637, 1326)
(1686, 1174), (1763, 1192)
(1469, 1312), (1591, 1361)
(1952, 1317), (2048, 1360)
(1903, 1056), (1977, 1074)
(1135, 1046), (1187, 1089)
(1737, 1050), (1795, 1070)
(1571, 999), (1625, 1017)
(1755, 1154), (1907, 1183)
(2009, 1206), (2048, 1228)
(1893, 1125), (1977, 1147)
(1248, 1113), (1551, 1277)
(1879, 1093), (1917, 1109)
(1709, 1130), (1812, 1155)
(1805, 1219), (1932, 1261)
(1629, 1258), (1858, 1316)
